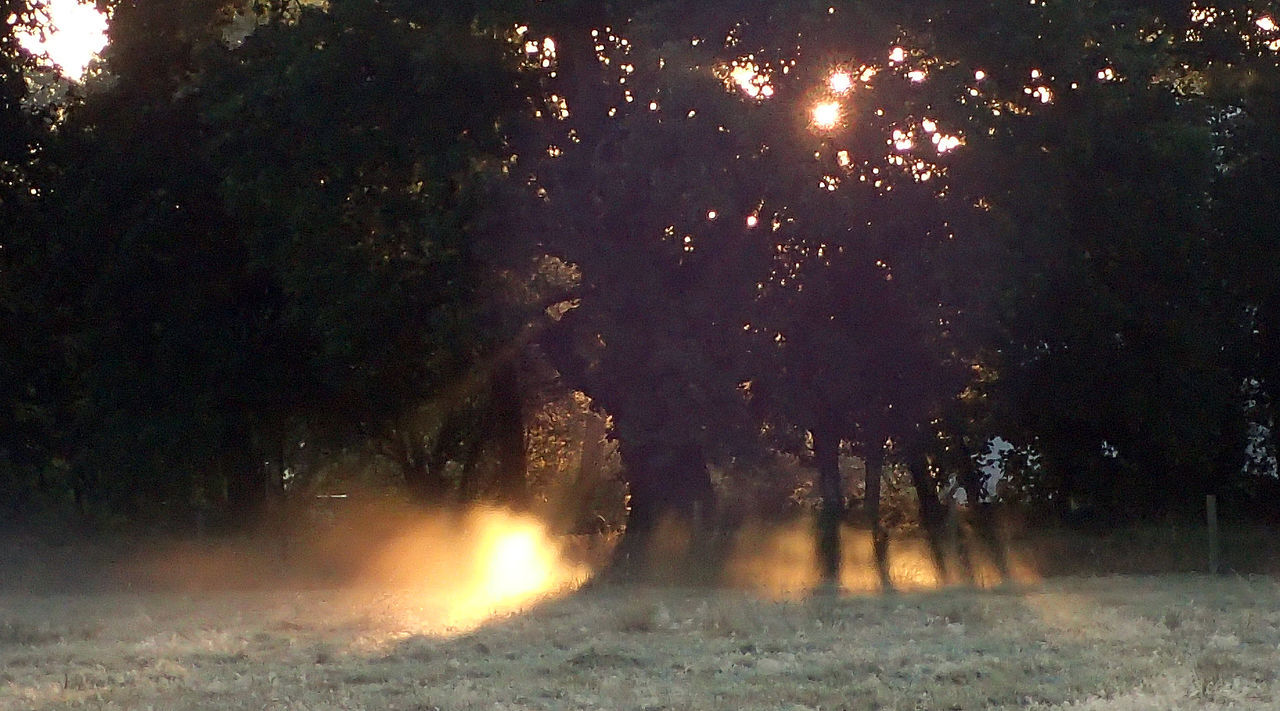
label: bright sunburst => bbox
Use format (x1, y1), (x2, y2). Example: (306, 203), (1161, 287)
(16, 0), (109, 82)
(811, 100), (841, 130)
(828, 70), (853, 94)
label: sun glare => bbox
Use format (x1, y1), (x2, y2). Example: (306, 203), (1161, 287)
(828, 70), (853, 94)
(811, 101), (841, 130)
(15, 0), (108, 82)
(478, 521), (557, 603)
(349, 507), (590, 632)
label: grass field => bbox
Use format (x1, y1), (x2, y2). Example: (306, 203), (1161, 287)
(3, 576), (1279, 710)
(2, 512), (1278, 710)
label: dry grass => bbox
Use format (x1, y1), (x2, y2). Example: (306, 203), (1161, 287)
(1, 575), (1278, 710)
(2, 511), (1278, 710)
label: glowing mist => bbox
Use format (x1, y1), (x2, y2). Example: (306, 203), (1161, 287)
(124, 504), (597, 636)
(351, 507), (593, 632)
(722, 518), (1040, 598)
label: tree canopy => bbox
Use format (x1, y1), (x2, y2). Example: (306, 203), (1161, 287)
(2, 0), (1278, 569)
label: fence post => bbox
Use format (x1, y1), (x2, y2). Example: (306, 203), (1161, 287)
(1206, 494), (1219, 575)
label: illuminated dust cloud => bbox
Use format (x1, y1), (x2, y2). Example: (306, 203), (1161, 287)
(352, 507), (594, 632)
(721, 519), (1039, 599)
(121, 502), (1043, 635)
(125, 503), (596, 636)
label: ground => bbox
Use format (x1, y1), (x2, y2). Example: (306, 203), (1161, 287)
(2, 575), (1278, 710)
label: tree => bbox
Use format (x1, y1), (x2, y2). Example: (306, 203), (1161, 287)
(937, 0), (1252, 520)
(523, 0), (1276, 580)
(26, 0), (264, 523)
(0, 0), (61, 521)
(1205, 5), (1280, 512)
(529, 38), (772, 575)
(519, 1), (982, 582)
(719, 5), (997, 587)
(4, 0), (536, 526)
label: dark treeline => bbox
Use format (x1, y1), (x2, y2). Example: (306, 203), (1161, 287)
(2, 0), (1279, 578)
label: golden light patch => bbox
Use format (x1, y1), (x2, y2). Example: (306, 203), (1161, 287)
(828, 70), (853, 94)
(354, 507), (592, 633)
(721, 518), (1039, 599)
(476, 517), (557, 604)
(811, 101), (842, 130)
(122, 502), (596, 637)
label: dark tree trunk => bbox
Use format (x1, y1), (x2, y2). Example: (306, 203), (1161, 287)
(225, 466), (258, 515)
(607, 436), (714, 582)
(609, 474), (662, 579)
(813, 427), (844, 588)
(71, 470), (91, 520)
(956, 450), (1010, 582)
(487, 360), (529, 507)
(450, 360), (529, 506)
(576, 413), (607, 483)
(908, 457), (950, 582)
(262, 436), (293, 565)
(864, 445), (891, 589)
(456, 428), (487, 502)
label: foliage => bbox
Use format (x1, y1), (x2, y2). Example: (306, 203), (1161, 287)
(938, 0), (1259, 518)
(2, 0), (535, 526)
(1, 1), (70, 519)
(2, 0), (1280, 539)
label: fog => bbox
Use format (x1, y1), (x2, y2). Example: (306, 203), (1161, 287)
(115, 499), (1040, 633)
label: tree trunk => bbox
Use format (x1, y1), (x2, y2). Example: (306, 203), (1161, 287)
(607, 436), (714, 582)
(487, 360), (529, 507)
(609, 474), (662, 580)
(813, 427), (844, 588)
(908, 456), (950, 583)
(576, 412), (607, 483)
(864, 445), (891, 589)
(448, 360), (529, 506)
(549, 410), (608, 533)
(265, 439), (291, 566)
(956, 452), (1010, 582)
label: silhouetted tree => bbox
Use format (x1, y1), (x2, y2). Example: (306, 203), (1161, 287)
(936, 0), (1250, 521)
